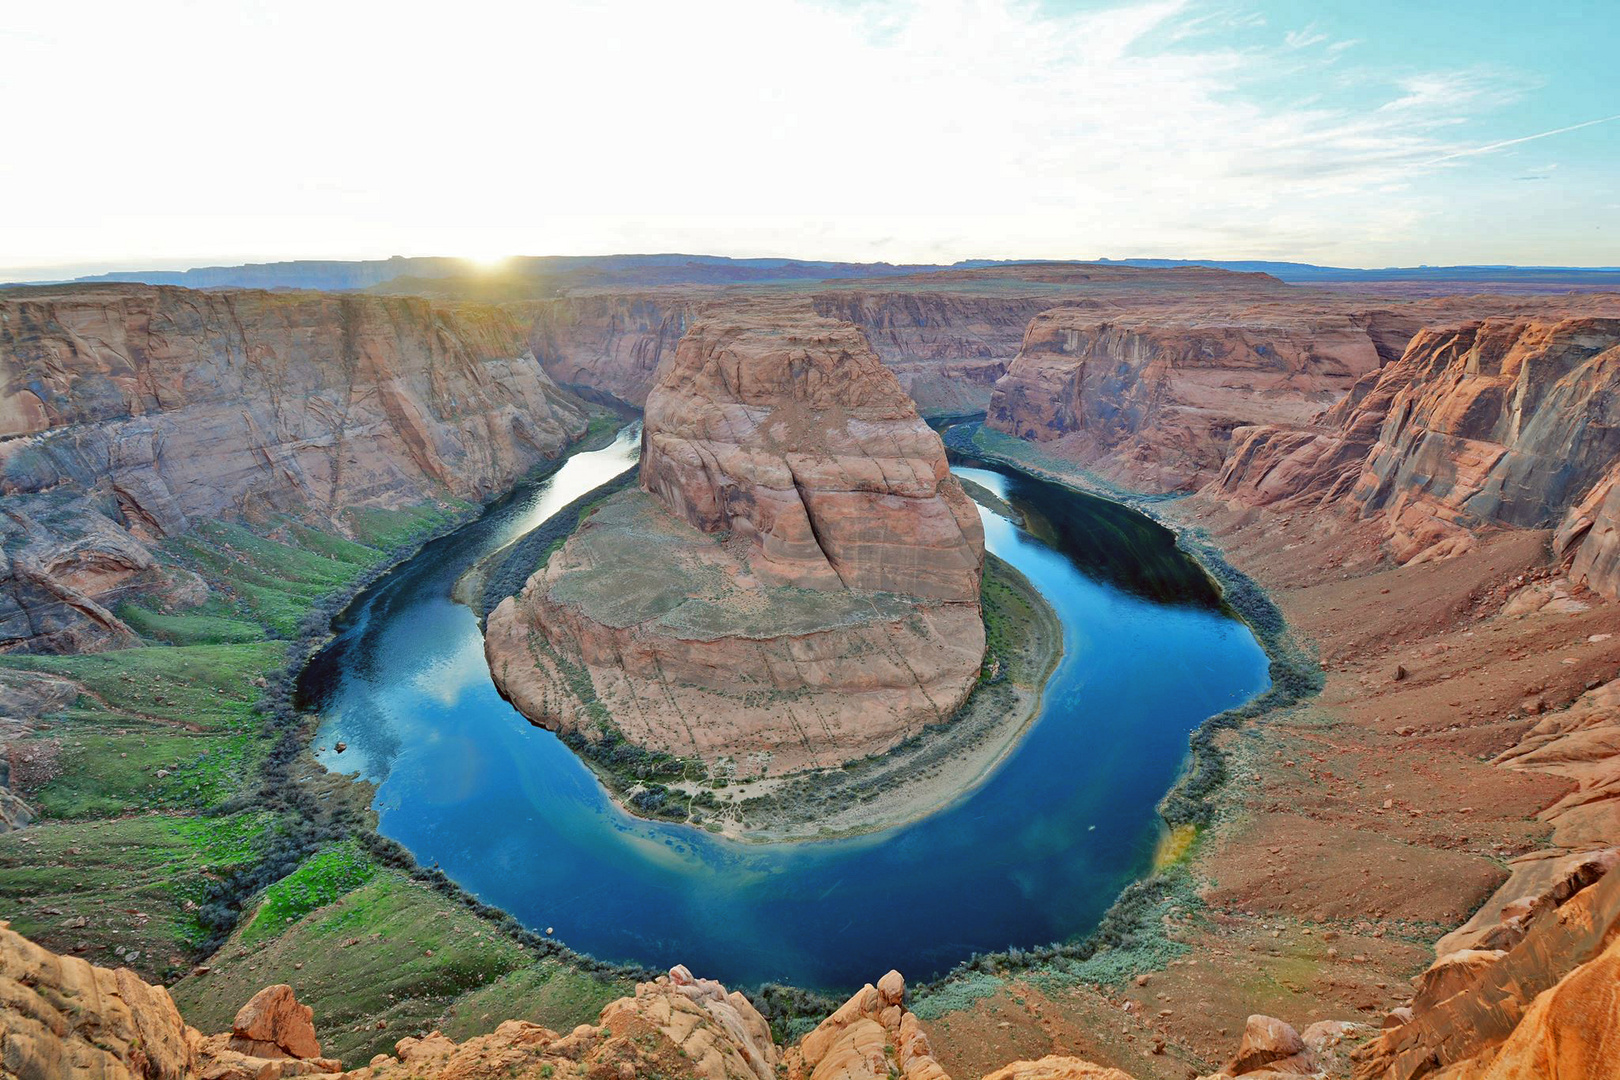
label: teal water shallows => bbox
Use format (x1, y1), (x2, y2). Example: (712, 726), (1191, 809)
(301, 424), (1270, 991)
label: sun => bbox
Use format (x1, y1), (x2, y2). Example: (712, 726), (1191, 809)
(460, 251), (511, 271)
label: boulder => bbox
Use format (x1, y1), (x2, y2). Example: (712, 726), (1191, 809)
(979, 1057), (1135, 1080)
(1225, 1015), (1314, 1076)
(228, 984), (324, 1060)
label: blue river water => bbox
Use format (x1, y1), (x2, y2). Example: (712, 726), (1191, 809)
(303, 424), (1269, 990)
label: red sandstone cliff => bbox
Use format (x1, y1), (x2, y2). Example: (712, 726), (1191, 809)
(985, 309), (1383, 491)
(0, 286), (589, 652)
(517, 294), (702, 407)
(639, 301), (983, 600)
(1212, 318), (1620, 579)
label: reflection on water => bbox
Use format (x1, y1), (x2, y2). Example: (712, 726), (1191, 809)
(300, 425), (1269, 990)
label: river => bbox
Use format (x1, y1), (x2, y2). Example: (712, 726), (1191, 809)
(302, 423), (1269, 989)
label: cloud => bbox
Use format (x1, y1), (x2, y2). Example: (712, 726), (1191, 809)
(0, 0), (1598, 272)
(1425, 114), (1620, 165)
(1283, 26), (1327, 49)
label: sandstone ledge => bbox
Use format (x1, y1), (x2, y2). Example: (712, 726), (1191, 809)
(486, 489), (984, 779)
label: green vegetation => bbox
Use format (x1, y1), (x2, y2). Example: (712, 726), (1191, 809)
(172, 869), (632, 1063)
(440, 962), (630, 1043)
(0, 812), (270, 978)
(909, 970), (1007, 1021)
(0, 640), (282, 729)
(0, 415), (648, 1061)
(240, 840), (377, 945)
(979, 553), (1046, 684)
(166, 520), (391, 636)
(115, 599), (265, 645)
(342, 503), (467, 551)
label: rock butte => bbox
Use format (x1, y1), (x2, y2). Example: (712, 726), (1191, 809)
(486, 301), (986, 774)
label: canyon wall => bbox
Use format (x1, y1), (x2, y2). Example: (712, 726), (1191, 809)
(487, 301), (985, 775)
(0, 286), (589, 652)
(1212, 318), (1620, 575)
(517, 294), (702, 407)
(810, 293), (1054, 415)
(516, 291), (1050, 416)
(985, 309), (1383, 491)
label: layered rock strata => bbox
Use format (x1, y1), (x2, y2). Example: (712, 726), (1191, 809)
(518, 294), (702, 407)
(638, 302), (983, 600)
(986, 310), (1383, 491)
(1212, 318), (1620, 580)
(487, 302), (985, 775)
(0, 286), (589, 651)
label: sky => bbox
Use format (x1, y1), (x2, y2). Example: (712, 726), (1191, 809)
(2, 0), (1617, 279)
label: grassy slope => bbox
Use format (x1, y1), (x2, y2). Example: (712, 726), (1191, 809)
(173, 863), (632, 1063)
(0, 441), (629, 1063)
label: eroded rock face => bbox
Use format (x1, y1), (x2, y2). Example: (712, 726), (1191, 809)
(786, 970), (955, 1080)
(0, 285), (589, 650)
(811, 293), (1053, 416)
(1343, 319), (1620, 563)
(1558, 460), (1620, 600)
(0, 930), (1136, 1080)
(488, 302), (985, 776)
(1349, 861), (1620, 1080)
(986, 311), (1382, 492)
(1433, 932), (1620, 1080)
(1213, 318), (1620, 582)
(485, 492), (985, 773)
(519, 294), (702, 407)
(640, 301), (983, 601)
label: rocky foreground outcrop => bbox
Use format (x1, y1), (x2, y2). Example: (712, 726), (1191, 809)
(1347, 849), (1620, 1079)
(8, 916), (1617, 1080)
(1212, 318), (1620, 586)
(487, 302), (984, 775)
(0, 286), (589, 652)
(0, 922), (1073, 1080)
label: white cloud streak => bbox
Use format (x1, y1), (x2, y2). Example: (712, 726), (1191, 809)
(1423, 113), (1620, 165)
